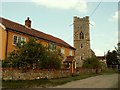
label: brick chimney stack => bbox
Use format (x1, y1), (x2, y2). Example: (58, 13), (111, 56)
(25, 17), (31, 28)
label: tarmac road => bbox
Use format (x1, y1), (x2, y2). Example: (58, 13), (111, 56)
(54, 73), (119, 88)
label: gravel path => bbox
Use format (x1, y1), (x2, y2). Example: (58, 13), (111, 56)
(54, 74), (119, 88)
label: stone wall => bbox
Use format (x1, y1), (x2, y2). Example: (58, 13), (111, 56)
(2, 68), (96, 80)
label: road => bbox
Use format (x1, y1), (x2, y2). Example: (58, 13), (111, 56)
(54, 74), (119, 88)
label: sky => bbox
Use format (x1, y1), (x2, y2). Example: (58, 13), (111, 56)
(0, 0), (119, 56)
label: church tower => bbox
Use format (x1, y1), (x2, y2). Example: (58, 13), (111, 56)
(74, 16), (92, 67)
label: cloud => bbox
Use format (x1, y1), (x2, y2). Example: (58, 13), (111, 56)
(109, 11), (119, 22)
(113, 11), (118, 20)
(32, 0), (87, 13)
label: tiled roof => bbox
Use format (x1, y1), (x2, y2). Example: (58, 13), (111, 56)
(96, 56), (105, 60)
(0, 17), (75, 50)
(63, 56), (75, 63)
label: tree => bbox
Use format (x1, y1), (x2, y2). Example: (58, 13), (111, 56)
(115, 42), (120, 63)
(3, 37), (62, 70)
(82, 57), (101, 73)
(41, 49), (62, 69)
(115, 42), (120, 71)
(106, 50), (118, 68)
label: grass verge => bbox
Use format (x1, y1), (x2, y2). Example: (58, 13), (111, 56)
(2, 73), (99, 89)
(101, 68), (119, 75)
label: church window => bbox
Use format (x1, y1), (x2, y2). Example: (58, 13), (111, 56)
(81, 56), (83, 60)
(80, 56), (83, 60)
(81, 44), (83, 48)
(80, 32), (84, 39)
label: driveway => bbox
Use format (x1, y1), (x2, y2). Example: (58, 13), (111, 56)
(53, 74), (119, 88)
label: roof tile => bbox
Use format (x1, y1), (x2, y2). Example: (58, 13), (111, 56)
(0, 17), (75, 50)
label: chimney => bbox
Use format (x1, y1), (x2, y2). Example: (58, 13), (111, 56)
(25, 17), (31, 28)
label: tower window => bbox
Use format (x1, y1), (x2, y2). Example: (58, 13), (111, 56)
(81, 44), (83, 48)
(80, 32), (84, 39)
(81, 56), (83, 60)
(80, 56), (83, 60)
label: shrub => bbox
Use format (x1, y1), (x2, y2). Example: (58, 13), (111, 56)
(82, 57), (101, 73)
(41, 49), (62, 69)
(3, 37), (63, 70)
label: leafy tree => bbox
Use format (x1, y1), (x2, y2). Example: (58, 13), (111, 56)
(82, 57), (101, 73)
(106, 50), (118, 68)
(115, 42), (120, 71)
(41, 49), (62, 69)
(2, 60), (10, 67)
(3, 37), (62, 70)
(115, 42), (120, 64)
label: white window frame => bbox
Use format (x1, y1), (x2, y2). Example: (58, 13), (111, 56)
(21, 37), (26, 42)
(13, 35), (18, 45)
(48, 42), (56, 51)
(69, 50), (72, 56)
(17, 36), (21, 44)
(13, 35), (26, 46)
(61, 48), (65, 55)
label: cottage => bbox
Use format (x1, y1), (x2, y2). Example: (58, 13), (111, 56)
(0, 17), (76, 72)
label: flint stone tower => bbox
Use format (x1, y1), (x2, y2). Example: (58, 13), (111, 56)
(74, 16), (92, 67)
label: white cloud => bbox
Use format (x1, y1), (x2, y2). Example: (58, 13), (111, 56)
(113, 11), (118, 20)
(32, 0), (87, 13)
(109, 11), (119, 22)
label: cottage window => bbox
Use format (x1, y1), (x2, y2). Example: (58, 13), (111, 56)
(13, 35), (17, 44)
(21, 37), (25, 41)
(13, 35), (26, 45)
(18, 36), (21, 44)
(69, 50), (72, 56)
(61, 48), (65, 54)
(48, 42), (56, 50)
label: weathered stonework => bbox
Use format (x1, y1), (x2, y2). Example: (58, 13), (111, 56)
(74, 16), (92, 67)
(2, 68), (96, 80)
